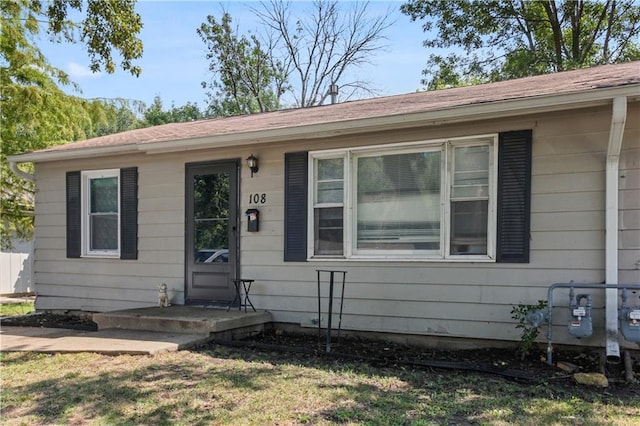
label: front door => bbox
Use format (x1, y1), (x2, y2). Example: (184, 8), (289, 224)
(185, 161), (238, 303)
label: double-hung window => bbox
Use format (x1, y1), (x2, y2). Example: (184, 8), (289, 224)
(285, 130), (530, 263)
(83, 170), (120, 256)
(308, 135), (497, 260)
(313, 156), (345, 255)
(66, 167), (138, 260)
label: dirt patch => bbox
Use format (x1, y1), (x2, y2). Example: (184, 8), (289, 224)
(221, 328), (638, 384)
(0, 312), (98, 331)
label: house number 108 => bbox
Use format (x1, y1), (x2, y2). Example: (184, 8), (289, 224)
(249, 193), (267, 204)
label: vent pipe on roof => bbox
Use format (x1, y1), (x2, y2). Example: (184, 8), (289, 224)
(329, 84), (339, 104)
(604, 96), (627, 364)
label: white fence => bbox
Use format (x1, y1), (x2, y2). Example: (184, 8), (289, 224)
(1, 240), (33, 295)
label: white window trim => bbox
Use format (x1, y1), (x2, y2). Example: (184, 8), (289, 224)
(308, 152), (349, 258)
(307, 135), (498, 262)
(81, 169), (120, 257)
(445, 138), (498, 261)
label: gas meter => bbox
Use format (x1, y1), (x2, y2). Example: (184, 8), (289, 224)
(620, 288), (640, 343)
(568, 291), (593, 339)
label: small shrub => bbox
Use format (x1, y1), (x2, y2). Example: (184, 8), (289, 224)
(511, 300), (548, 359)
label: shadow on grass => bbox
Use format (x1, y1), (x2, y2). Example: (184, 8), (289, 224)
(2, 353), (282, 425)
(2, 346), (638, 425)
(200, 345), (639, 425)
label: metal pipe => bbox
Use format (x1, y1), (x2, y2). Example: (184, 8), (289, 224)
(545, 283), (640, 366)
(9, 159), (35, 182)
(329, 84), (339, 104)
(604, 96), (627, 363)
(624, 350), (634, 383)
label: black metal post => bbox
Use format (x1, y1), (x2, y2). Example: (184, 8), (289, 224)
(337, 271), (346, 342)
(326, 271), (334, 352)
(317, 270), (321, 343)
(316, 270), (347, 353)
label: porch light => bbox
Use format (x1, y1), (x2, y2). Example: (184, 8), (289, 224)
(247, 154), (259, 177)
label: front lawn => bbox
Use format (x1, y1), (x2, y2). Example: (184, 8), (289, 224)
(0, 301), (34, 317)
(1, 344), (638, 425)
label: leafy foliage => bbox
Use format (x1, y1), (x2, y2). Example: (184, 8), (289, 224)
(45, 0), (143, 76)
(511, 300), (548, 359)
(193, 173), (229, 252)
(198, 12), (285, 116)
(1, 0), (143, 249)
(142, 96), (206, 126)
(400, 0), (640, 89)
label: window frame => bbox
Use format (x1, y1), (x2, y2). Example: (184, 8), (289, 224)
(81, 169), (121, 257)
(307, 135), (498, 261)
(309, 150), (349, 258)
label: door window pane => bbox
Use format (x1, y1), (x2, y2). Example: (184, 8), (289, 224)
(356, 151), (441, 251)
(193, 173), (229, 263)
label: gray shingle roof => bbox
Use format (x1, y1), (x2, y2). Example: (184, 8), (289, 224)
(19, 61), (640, 156)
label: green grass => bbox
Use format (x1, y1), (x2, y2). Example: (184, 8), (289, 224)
(0, 301), (34, 317)
(1, 346), (638, 425)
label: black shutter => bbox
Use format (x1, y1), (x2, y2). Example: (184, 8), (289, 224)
(66, 171), (82, 258)
(497, 130), (532, 263)
(120, 167), (138, 260)
(284, 152), (308, 261)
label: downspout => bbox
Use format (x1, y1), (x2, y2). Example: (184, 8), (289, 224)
(605, 96), (627, 363)
(9, 159), (35, 182)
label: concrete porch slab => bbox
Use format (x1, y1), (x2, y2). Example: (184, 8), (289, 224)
(93, 305), (272, 335)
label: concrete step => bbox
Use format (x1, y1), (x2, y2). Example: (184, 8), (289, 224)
(93, 306), (272, 338)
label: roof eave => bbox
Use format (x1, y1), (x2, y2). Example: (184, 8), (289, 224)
(141, 84), (640, 154)
(9, 83), (639, 163)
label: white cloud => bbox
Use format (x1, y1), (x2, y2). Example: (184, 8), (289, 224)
(67, 62), (102, 79)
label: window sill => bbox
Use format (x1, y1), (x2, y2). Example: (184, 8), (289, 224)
(81, 253), (120, 259)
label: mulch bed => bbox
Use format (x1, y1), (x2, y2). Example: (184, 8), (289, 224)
(0, 312), (98, 331)
(225, 328), (637, 383)
(3, 312), (639, 396)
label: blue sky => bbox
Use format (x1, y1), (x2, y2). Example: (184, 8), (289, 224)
(38, 1), (430, 109)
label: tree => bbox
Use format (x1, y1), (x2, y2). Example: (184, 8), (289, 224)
(199, 1), (392, 114)
(197, 12), (286, 116)
(253, 0), (392, 107)
(141, 96), (206, 126)
(1, 0), (143, 249)
(400, 0), (640, 89)
(44, 0), (143, 76)
(80, 98), (143, 137)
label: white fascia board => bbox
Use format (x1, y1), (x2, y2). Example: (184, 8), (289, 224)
(9, 84), (640, 162)
(7, 145), (140, 164)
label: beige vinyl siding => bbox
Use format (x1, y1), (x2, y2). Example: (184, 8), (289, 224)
(31, 102), (640, 347)
(241, 103), (639, 347)
(34, 155), (186, 311)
